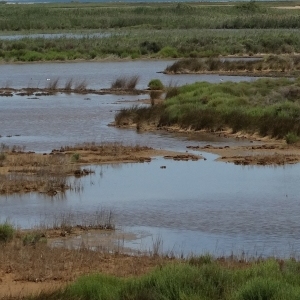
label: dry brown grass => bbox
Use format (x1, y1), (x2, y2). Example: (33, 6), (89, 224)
(0, 233), (166, 298)
(0, 143), (185, 195)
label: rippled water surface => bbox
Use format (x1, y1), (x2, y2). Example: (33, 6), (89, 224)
(1, 60), (299, 257)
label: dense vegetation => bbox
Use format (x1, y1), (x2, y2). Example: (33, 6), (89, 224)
(28, 258), (300, 300)
(1, 2), (300, 31)
(115, 78), (300, 138)
(165, 56), (300, 76)
(1, 2), (300, 61)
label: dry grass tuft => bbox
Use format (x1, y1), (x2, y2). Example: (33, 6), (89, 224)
(111, 75), (140, 90)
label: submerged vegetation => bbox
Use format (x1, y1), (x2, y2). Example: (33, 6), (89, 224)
(115, 78), (300, 139)
(1, 2), (300, 61)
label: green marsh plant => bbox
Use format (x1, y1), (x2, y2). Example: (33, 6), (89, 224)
(0, 222), (15, 243)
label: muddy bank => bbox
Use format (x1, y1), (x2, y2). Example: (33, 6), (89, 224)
(184, 130), (300, 166)
(0, 235), (167, 299)
(115, 121), (300, 166)
(0, 143), (201, 195)
(0, 87), (149, 97)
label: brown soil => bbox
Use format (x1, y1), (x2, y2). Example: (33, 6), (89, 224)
(0, 87), (148, 97)
(0, 143), (201, 195)
(0, 232), (168, 299)
(186, 130), (300, 166)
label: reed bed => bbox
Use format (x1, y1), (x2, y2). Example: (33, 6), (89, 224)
(0, 28), (300, 62)
(165, 56), (300, 75)
(1, 2), (300, 32)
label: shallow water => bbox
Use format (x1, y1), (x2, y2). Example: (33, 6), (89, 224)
(2, 157), (300, 257)
(1, 60), (298, 257)
(0, 60), (257, 90)
(0, 60), (257, 151)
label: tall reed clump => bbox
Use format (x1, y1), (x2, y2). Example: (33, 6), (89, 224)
(111, 75), (140, 90)
(0, 222), (15, 243)
(46, 77), (60, 90)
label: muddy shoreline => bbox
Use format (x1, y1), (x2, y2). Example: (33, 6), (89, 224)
(0, 143), (201, 195)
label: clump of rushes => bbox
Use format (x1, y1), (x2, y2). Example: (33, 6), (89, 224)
(148, 79), (164, 90)
(0, 222), (15, 243)
(64, 78), (73, 91)
(111, 75), (140, 90)
(74, 80), (88, 93)
(22, 231), (46, 246)
(46, 77), (60, 90)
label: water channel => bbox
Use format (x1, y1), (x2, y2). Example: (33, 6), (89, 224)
(1, 60), (299, 258)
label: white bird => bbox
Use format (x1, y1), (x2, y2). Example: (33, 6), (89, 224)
(46, 78), (50, 81)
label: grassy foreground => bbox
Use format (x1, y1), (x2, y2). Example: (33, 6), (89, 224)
(115, 78), (300, 139)
(27, 258), (300, 300)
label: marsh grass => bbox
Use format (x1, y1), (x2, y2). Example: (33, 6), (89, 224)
(111, 75), (140, 90)
(74, 80), (88, 93)
(165, 56), (300, 75)
(116, 78), (300, 138)
(46, 77), (60, 90)
(64, 78), (73, 91)
(0, 222), (15, 243)
(1, 28), (300, 62)
(25, 258), (300, 300)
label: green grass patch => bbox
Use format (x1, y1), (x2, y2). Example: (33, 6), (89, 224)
(29, 258), (300, 300)
(148, 79), (164, 90)
(0, 222), (15, 243)
(116, 78), (300, 139)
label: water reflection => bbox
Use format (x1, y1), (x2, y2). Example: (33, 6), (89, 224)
(2, 157), (300, 257)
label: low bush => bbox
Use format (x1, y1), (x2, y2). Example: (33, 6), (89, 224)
(0, 222), (15, 243)
(285, 132), (299, 144)
(22, 231), (46, 246)
(148, 79), (164, 90)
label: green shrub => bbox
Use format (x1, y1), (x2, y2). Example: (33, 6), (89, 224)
(0, 222), (15, 243)
(285, 132), (299, 144)
(159, 46), (178, 58)
(22, 232), (46, 246)
(148, 79), (164, 90)
(71, 153), (80, 162)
